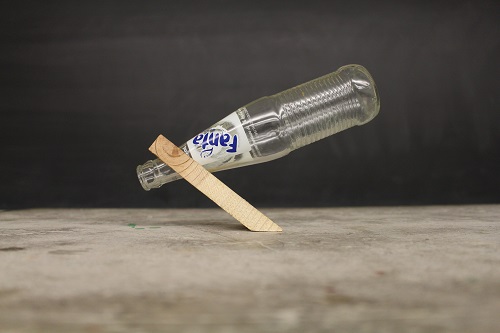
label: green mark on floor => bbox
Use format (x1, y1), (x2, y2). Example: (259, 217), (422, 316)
(127, 224), (160, 230)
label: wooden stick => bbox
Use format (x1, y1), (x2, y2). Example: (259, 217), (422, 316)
(149, 135), (282, 232)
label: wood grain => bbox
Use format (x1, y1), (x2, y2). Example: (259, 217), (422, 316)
(149, 135), (282, 232)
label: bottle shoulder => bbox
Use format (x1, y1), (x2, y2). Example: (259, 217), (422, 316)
(243, 96), (292, 157)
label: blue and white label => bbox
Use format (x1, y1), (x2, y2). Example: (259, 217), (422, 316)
(192, 131), (238, 157)
(186, 109), (252, 166)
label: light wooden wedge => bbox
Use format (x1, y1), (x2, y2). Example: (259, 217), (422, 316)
(149, 135), (282, 232)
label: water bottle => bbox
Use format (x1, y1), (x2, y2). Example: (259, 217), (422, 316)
(137, 64), (380, 191)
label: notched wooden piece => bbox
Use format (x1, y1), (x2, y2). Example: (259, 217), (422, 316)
(149, 135), (282, 232)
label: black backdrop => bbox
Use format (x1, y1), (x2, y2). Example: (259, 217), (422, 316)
(1, 0), (499, 208)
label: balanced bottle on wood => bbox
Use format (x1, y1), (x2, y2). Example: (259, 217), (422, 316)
(137, 64), (380, 190)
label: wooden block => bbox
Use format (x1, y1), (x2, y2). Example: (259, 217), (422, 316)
(149, 135), (282, 232)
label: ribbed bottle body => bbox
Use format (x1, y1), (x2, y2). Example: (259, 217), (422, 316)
(277, 64), (379, 151)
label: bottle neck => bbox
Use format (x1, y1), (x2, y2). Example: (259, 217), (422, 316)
(137, 159), (182, 191)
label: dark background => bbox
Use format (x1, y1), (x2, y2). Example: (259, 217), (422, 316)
(1, 0), (499, 209)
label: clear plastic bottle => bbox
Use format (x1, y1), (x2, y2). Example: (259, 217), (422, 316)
(137, 64), (380, 191)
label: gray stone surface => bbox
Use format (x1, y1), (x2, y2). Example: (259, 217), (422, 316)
(0, 206), (499, 333)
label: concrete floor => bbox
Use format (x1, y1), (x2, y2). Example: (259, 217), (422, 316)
(0, 205), (499, 333)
